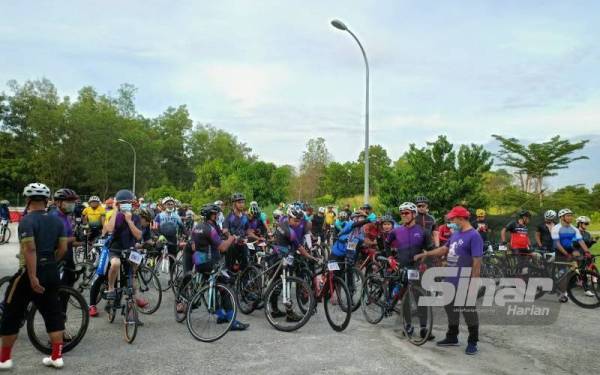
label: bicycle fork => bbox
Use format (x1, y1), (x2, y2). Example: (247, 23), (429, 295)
(281, 268), (291, 306)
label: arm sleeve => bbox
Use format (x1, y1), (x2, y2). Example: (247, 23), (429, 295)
(18, 217), (34, 242)
(573, 227), (583, 242)
(505, 221), (516, 233)
(209, 228), (223, 248)
(551, 225), (560, 240)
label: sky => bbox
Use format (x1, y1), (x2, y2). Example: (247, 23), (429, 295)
(2, 1), (599, 186)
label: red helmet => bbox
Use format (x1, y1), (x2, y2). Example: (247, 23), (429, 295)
(446, 206), (470, 219)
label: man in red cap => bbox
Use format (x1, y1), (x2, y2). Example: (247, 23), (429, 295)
(414, 205), (483, 355)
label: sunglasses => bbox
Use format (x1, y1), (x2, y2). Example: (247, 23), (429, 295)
(581, 222), (590, 225)
(416, 204), (427, 208)
(400, 211), (413, 216)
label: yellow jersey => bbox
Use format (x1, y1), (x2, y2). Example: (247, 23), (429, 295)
(82, 205), (106, 224)
(104, 209), (114, 225)
(325, 212), (336, 226)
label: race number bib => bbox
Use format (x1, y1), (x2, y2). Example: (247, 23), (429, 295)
(246, 242), (255, 251)
(347, 240), (358, 251)
(327, 261), (340, 271)
(128, 251), (143, 265)
(407, 269), (420, 280)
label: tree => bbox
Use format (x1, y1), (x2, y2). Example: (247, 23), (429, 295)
(357, 145), (392, 194)
(492, 135), (588, 205)
(294, 138), (332, 201)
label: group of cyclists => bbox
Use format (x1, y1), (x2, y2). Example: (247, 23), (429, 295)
(0, 182), (598, 369)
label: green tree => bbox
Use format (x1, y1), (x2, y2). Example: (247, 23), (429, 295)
(294, 137), (332, 201)
(357, 145), (392, 195)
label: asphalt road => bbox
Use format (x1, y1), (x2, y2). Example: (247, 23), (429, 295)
(0, 223), (598, 375)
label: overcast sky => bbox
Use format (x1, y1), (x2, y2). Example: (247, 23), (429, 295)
(2, 1), (599, 171)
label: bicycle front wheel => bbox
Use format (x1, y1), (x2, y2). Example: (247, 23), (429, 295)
(401, 286), (433, 346)
(27, 286), (89, 354)
(154, 255), (176, 292)
(264, 276), (314, 332)
(186, 283), (237, 342)
(345, 267), (365, 312)
(123, 300), (138, 343)
(361, 276), (385, 325)
(566, 269), (600, 309)
(0, 226), (11, 243)
(136, 265), (162, 315)
(236, 265), (263, 315)
(323, 276), (352, 332)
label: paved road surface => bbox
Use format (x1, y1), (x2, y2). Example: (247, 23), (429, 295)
(0, 223), (597, 374)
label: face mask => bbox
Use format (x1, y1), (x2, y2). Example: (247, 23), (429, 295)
(448, 223), (459, 232)
(63, 202), (75, 214)
(120, 203), (132, 212)
(166, 207), (174, 213)
(141, 203), (147, 209)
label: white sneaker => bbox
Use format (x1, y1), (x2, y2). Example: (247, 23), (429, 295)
(42, 357), (64, 369)
(0, 359), (13, 370)
(585, 290), (595, 297)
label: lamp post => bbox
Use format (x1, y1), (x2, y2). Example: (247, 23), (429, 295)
(331, 19), (370, 204)
(118, 138), (136, 195)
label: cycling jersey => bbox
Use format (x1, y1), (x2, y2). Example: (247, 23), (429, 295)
(0, 205), (9, 220)
(367, 212), (377, 223)
(154, 211), (183, 228)
(438, 224), (452, 244)
(332, 221), (364, 257)
(325, 211), (336, 226)
(104, 209), (114, 225)
(223, 212), (250, 237)
(82, 205), (106, 224)
(416, 213), (438, 233)
(536, 223), (555, 251)
(111, 212), (142, 250)
(248, 216), (268, 237)
(191, 221), (223, 261)
(18, 210), (67, 259)
(551, 224), (582, 253)
(505, 220), (529, 250)
(274, 220), (301, 253)
(574, 230), (596, 251)
(386, 224), (433, 266)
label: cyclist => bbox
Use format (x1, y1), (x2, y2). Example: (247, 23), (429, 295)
(312, 207), (326, 244)
(214, 200), (225, 229)
(378, 214), (395, 255)
(222, 193), (252, 272)
(361, 203), (377, 223)
(386, 202), (434, 340)
(0, 183), (68, 369)
(248, 204), (268, 240)
(330, 210), (369, 284)
(82, 196), (105, 241)
(474, 209), (491, 242)
(50, 188), (80, 290)
(304, 205), (314, 223)
(535, 210), (557, 252)
(575, 216), (596, 252)
(415, 206), (482, 355)
(334, 211), (349, 236)
(103, 198), (115, 231)
(0, 200), (9, 244)
(188, 203), (249, 330)
(552, 209), (591, 302)
(154, 196), (184, 261)
(415, 196), (440, 247)
(501, 210), (531, 254)
(438, 216), (453, 245)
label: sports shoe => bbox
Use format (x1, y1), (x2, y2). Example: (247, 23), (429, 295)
(270, 308), (286, 318)
(436, 337), (460, 346)
(42, 357), (64, 369)
(0, 359), (13, 370)
(230, 320), (249, 331)
(89, 305), (98, 317)
(105, 290), (116, 300)
(286, 311), (303, 322)
(420, 328), (435, 341)
(465, 343), (478, 355)
(559, 295), (568, 303)
(585, 290), (595, 297)
(404, 324), (414, 336)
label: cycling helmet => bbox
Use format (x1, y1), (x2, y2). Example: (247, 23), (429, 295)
(476, 209), (486, 217)
(288, 206), (304, 219)
(381, 214), (394, 224)
(214, 200), (224, 206)
(23, 183), (51, 199)
(0, 199), (9, 205)
(338, 211), (349, 220)
(576, 216), (590, 225)
(517, 210), (531, 218)
(250, 201), (258, 207)
(139, 207), (153, 221)
(399, 202), (417, 213)
(88, 196), (101, 203)
(544, 210), (557, 220)
(558, 208), (572, 218)
(53, 188), (79, 201)
(162, 196), (175, 205)
(273, 209), (283, 218)
(361, 203), (373, 210)
(414, 196), (429, 205)
(249, 205), (260, 215)
(318, 207), (326, 214)
(351, 210), (367, 219)
(231, 192), (245, 202)
(115, 189), (135, 202)
(200, 204), (221, 219)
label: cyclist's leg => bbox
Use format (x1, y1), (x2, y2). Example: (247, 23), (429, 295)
(462, 306), (479, 344)
(106, 253), (122, 295)
(0, 271), (32, 349)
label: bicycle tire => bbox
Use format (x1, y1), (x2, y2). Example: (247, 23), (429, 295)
(154, 255), (177, 292)
(236, 265), (262, 315)
(346, 267), (365, 312)
(478, 263), (504, 299)
(566, 269), (600, 309)
(361, 276), (385, 325)
(401, 286), (433, 346)
(186, 283), (236, 342)
(323, 276), (352, 332)
(136, 265), (162, 315)
(26, 286), (89, 354)
(123, 300), (138, 343)
(264, 276), (314, 332)
(1, 226), (11, 244)
(174, 277), (202, 323)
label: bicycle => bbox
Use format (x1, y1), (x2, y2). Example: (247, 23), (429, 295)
(361, 256), (433, 346)
(147, 235), (178, 292)
(0, 219), (11, 244)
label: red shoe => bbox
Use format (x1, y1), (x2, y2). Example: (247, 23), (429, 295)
(135, 297), (149, 308)
(89, 305), (98, 317)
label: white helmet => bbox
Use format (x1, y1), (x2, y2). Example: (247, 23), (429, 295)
(88, 195), (101, 203)
(162, 196), (175, 205)
(214, 200), (223, 206)
(558, 208), (572, 218)
(399, 202), (417, 213)
(544, 210), (557, 220)
(23, 183), (51, 198)
(273, 209), (283, 218)
(318, 207), (326, 214)
(576, 216), (590, 225)
(250, 201), (258, 207)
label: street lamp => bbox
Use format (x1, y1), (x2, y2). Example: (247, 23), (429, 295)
(118, 138), (137, 195)
(331, 19), (370, 204)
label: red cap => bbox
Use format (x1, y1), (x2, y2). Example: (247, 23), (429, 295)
(446, 206), (470, 219)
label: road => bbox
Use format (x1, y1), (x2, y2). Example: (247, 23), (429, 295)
(0, 223), (597, 374)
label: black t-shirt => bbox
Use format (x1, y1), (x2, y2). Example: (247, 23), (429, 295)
(18, 210), (66, 258)
(416, 213), (438, 233)
(312, 215), (325, 234)
(536, 223), (554, 250)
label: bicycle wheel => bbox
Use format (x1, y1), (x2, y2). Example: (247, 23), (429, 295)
(236, 265), (263, 315)
(566, 269), (600, 309)
(27, 286), (89, 354)
(123, 299), (138, 343)
(154, 255), (176, 292)
(73, 262), (96, 294)
(478, 263), (504, 299)
(401, 286), (433, 346)
(516, 264), (547, 300)
(345, 267), (365, 312)
(174, 277), (202, 323)
(361, 276), (385, 324)
(264, 276), (314, 332)
(171, 260), (185, 296)
(323, 276), (352, 332)
(186, 283), (236, 342)
(1, 226), (11, 243)
(136, 265), (162, 315)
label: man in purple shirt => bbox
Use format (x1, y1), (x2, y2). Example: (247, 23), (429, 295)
(415, 206), (482, 355)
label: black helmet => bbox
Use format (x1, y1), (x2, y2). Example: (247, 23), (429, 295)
(414, 196), (429, 205)
(518, 210), (531, 218)
(53, 188), (79, 201)
(139, 207), (153, 221)
(231, 192), (245, 202)
(381, 214), (394, 224)
(200, 204), (221, 219)
(115, 189), (135, 202)
(361, 203), (373, 210)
